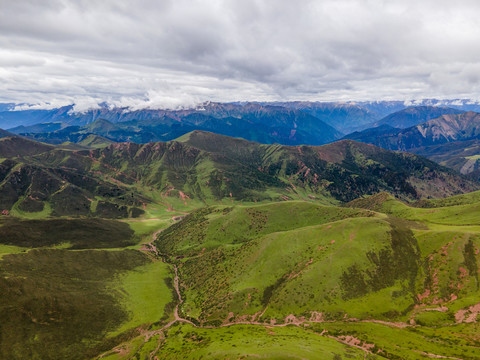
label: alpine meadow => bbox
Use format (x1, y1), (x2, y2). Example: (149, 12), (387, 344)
(2, 1), (480, 359)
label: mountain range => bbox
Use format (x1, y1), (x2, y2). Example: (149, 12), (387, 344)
(0, 130), (477, 220)
(345, 111), (480, 177)
(1, 103), (480, 359)
(372, 105), (463, 129)
(3, 102), (479, 181)
(7, 103), (343, 146)
(3, 100), (480, 147)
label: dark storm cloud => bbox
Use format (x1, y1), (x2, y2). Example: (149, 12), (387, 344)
(1, 0), (480, 109)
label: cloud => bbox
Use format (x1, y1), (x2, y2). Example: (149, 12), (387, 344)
(2, 0), (480, 109)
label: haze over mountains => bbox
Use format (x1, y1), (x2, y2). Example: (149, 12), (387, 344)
(1, 99), (480, 144)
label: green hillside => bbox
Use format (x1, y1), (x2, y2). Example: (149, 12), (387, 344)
(0, 192), (479, 359)
(97, 194), (480, 360)
(0, 131), (479, 359)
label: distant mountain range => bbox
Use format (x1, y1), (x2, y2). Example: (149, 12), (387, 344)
(372, 105), (463, 129)
(3, 99), (480, 146)
(3, 101), (480, 179)
(7, 103), (343, 146)
(344, 111), (480, 177)
(266, 101), (381, 132)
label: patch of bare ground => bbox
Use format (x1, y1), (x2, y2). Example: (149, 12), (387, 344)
(412, 350), (463, 360)
(336, 335), (376, 352)
(455, 302), (480, 323)
(360, 319), (410, 328)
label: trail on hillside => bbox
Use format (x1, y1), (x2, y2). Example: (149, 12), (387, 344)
(126, 229), (379, 359)
(100, 224), (454, 360)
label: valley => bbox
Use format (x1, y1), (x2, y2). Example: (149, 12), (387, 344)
(4, 0), (480, 357)
(0, 126), (479, 358)
(4, 0), (480, 356)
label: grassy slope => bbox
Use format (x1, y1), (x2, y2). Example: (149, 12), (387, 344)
(346, 193), (480, 318)
(156, 323), (376, 360)
(0, 215), (177, 360)
(1, 189), (480, 359)
(0, 249), (150, 359)
(315, 322), (480, 360)
(109, 261), (173, 336)
(156, 202), (422, 323)
(147, 196), (480, 359)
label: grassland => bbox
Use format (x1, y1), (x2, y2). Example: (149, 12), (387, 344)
(0, 217), (135, 249)
(0, 244), (26, 257)
(110, 261), (174, 335)
(0, 212), (179, 359)
(313, 321), (480, 359)
(156, 204), (422, 324)
(142, 195), (480, 359)
(156, 323), (377, 359)
(1, 189), (480, 359)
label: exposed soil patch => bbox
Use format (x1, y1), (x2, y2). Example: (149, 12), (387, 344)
(455, 302), (480, 323)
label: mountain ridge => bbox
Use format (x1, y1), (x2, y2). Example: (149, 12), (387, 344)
(373, 105), (463, 129)
(12, 104), (343, 146)
(0, 130), (476, 218)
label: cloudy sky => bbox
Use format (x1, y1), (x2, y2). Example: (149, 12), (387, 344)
(1, 0), (480, 110)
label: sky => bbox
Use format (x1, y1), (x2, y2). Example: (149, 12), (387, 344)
(1, 0), (480, 110)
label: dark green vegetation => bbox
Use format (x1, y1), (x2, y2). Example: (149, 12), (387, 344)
(0, 249), (151, 359)
(0, 212), (176, 359)
(0, 217), (134, 248)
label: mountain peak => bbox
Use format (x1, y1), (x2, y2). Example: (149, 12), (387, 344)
(375, 105), (463, 129)
(85, 118), (119, 132)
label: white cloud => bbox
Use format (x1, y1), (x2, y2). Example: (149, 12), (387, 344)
(1, 0), (480, 109)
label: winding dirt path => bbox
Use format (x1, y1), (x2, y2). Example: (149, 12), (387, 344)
(100, 225), (444, 360)
(140, 239), (379, 359)
(114, 229), (397, 359)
